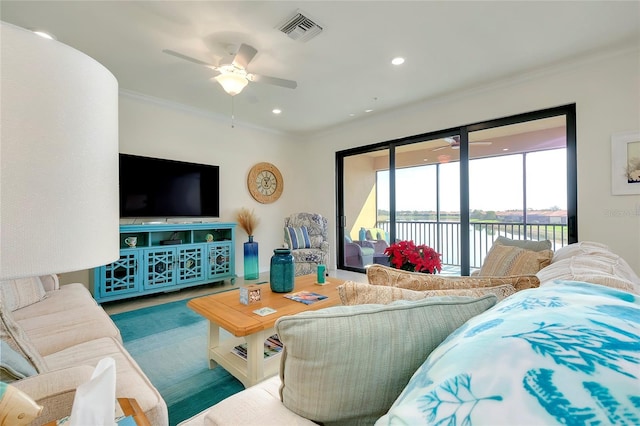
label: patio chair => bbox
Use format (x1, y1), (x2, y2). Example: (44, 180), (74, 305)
(344, 236), (374, 269)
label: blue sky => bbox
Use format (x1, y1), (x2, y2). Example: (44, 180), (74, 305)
(378, 149), (567, 212)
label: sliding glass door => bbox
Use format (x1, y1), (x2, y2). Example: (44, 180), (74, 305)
(336, 105), (576, 274)
(339, 146), (390, 272)
(467, 115), (569, 272)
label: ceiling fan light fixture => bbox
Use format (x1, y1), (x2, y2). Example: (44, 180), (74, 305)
(214, 73), (248, 96)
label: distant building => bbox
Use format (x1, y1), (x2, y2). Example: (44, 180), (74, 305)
(496, 210), (567, 225)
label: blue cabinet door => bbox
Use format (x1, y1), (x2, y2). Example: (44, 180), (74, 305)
(143, 247), (177, 290)
(96, 251), (141, 301)
(176, 244), (206, 284)
(206, 242), (233, 280)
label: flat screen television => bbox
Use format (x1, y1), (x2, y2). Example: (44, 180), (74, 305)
(119, 154), (220, 218)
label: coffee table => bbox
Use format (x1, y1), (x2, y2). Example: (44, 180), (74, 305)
(187, 274), (344, 387)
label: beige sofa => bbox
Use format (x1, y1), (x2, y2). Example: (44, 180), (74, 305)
(179, 241), (639, 426)
(0, 274), (168, 425)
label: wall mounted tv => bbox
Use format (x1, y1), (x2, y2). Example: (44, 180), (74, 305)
(119, 154), (220, 218)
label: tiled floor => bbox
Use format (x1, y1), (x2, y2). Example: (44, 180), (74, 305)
(102, 269), (367, 315)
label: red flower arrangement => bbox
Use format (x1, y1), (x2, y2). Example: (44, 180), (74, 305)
(384, 240), (442, 274)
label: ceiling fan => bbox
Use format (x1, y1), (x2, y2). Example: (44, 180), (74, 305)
(432, 136), (492, 151)
(163, 43), (297, 96)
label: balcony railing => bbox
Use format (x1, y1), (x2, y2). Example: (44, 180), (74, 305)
(376, 221), (568, 269)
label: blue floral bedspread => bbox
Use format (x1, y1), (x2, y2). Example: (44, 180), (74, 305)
(376, 281), (640, 425)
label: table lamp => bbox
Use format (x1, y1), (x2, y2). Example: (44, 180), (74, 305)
(0, 20), (120, 422)
(0, 21), (119, 280)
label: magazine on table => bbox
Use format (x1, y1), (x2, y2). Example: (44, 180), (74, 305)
(231, 334), (283, 361)
(284, 291), (328, 305)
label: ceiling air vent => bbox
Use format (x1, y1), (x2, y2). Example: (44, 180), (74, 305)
(277, 10), (323, 42)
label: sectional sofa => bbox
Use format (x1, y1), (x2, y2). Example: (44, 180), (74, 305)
(0, 275), (168, 425)
(179, 241), (640, 425)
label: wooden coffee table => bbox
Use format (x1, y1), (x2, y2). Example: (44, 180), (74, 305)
(187, 274), (344, 387)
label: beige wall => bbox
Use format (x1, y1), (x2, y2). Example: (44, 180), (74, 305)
(343, 154), (378, 240)
(60, 44), (640, 288)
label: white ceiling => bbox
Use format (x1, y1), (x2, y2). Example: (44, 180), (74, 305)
(1, 1), (638, 136)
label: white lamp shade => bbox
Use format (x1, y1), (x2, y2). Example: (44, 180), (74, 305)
(214, 73), (249, 96)
(1, 22), (120, 279)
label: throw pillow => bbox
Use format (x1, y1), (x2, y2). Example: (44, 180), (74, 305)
(551, 241), (613, 263)
(284, 226), (311, 250)
(376, 281), (640, 425)
(494, 236), (552, 252)
(338, 281), (516, 304)
(275, 295), (498, 425)
(0, 303), (48, 375)
(0, 340), (38, 382)
(478, 244), (553, 276)
(366, 264), (540, 292)
(0, 277), (46, 311)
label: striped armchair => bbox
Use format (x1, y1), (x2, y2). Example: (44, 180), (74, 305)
(284, 212), (330, 276)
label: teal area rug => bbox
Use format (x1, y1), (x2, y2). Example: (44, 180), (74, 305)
(110, 298), (244, 426)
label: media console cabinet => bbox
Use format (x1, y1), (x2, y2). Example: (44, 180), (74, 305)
(93, 223), (236, 303)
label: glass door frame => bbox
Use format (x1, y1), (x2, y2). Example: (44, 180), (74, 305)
(336, 104), (577, 274)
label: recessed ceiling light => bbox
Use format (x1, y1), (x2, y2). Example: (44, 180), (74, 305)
(349, 113), (355, 117)
(364, 109), (373, 113)
(272, 109), (282, 114)
(33, 30), (55, 40)
(502, 148), (509, 151)
(391, 57), (405, 66)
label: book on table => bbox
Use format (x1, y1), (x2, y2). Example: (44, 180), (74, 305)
(231, 334), (283, 361)
(284, 291), (328, 305)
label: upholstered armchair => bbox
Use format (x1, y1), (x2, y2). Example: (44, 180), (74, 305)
(284, 212), (330, 276)
(344, 237), (374, 269)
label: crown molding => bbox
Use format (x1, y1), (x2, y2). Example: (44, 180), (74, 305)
(118, 89), (287, 137)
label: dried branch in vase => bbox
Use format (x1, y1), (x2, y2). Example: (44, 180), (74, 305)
(236, 207), (260, 236)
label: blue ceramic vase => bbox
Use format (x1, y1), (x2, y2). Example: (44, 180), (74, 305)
(270, 248), (294, 293)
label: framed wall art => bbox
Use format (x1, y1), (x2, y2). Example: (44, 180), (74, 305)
(611, 131), (640, 195)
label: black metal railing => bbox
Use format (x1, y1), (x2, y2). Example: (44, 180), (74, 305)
(376, 220), (567, 269)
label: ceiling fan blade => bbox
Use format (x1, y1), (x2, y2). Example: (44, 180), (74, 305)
(163, 49), (218, 69)
(432, 146), (448, 152)
(232, 43), (258, 70)
(249, 73), (297, 89)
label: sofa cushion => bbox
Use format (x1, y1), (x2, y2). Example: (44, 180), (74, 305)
(0, 277), (46, 311)
(0, 302), (48, 374)
(545, 241), (640, 287)
(0, 339), (38, 382)
(179, 376), (316, 426)
(367, 264), (540, 292)
(338, 281), (516, 304)
(376, 281), (640, 425)
(494, 236), (552, 252)
(478, 244), (553, 276)
(551, 240), (614, 263)
(16, 305), (121, 356)
(11, 283), (98, 321)
(284, 226), (311, 250)
(274, 295), (497, 426)
(537, 255), (640, 295)
(44, 336), (168, 426)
